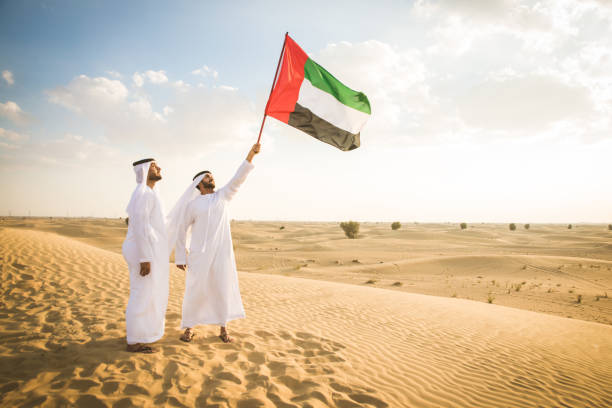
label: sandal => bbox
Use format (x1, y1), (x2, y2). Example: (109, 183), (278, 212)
(180, 329), (195, 342)
(219, 332), (233, 343)
(126, 343), (157, 353)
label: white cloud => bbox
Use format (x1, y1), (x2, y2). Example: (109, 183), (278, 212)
(132, 72), (144, 87)
(0, 127), (28, 142)
(46, 73), (258, 155)
(133, 70), (168, 87)
(144, 69), (168, 84)
(128, 96), (154, 118)
(192, 65), (219, 79)
(2, 70), (14, 86)
(0, 100), (29, 125)
(301, 0), (612, 144)
(47, 75), (128, 113)
(458, 74), (593, 131)
(172, 80), (191, 91)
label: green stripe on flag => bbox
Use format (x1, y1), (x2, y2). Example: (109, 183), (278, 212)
(303, 59), (371, 115)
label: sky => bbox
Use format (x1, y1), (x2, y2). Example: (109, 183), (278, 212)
(1, 0), (611, 223)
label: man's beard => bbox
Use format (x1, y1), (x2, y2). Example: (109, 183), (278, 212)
(149, 174), (162, 181)
(202, 181), (215, 189)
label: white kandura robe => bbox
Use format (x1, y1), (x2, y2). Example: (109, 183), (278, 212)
(175, 160), (254, 328)
(122, 187), (169, 344)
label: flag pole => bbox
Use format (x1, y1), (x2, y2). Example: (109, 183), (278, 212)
(256, 32), (288, 144)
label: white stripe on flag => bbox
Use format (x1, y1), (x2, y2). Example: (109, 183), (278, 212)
(297, 79), (370, 134)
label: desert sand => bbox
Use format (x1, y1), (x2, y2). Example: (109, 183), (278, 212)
(1, 219), (611, 407)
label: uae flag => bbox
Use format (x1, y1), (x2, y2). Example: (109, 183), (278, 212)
(265, 34), (371, 151)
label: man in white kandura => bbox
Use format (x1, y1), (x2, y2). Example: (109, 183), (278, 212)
(122, 158), (169, 353)
(167, 143), (260, 343)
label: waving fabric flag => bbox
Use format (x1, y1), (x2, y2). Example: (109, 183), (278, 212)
(265, 34), (371, 151)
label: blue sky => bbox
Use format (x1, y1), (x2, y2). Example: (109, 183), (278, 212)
(1, 0), (611, 222)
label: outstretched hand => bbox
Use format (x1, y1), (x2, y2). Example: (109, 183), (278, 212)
(246, 143), (261, 163)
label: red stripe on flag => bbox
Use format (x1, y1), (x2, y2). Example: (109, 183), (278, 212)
(265, 35), (309, 124)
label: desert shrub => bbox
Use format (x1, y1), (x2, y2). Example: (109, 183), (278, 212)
(125, 217), (129, 226)
(340, 221), (360, 239)
(487, 293), (495, 304)
(460, 222), (467, 230)
(279, 226), (285, 230)
(509, 223), (516, 231)
(391, 221), (401, 230)
(392, 281), (402, 287)
(608, 224), (612, 230)
(568, 224), (572, 229)
(524, 224), (530, 230)
(576, 294), (582, 303)
(365, 279), (377, 284)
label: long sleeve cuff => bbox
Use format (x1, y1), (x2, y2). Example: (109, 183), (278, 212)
(175, 252), (187, 265)
(242, 159), (255, 170)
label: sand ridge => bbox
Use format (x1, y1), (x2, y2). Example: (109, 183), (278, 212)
(1, 227), (612, 407)
(3, 218), (612, 325)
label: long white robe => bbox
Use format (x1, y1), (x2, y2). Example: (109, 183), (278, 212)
(122, 187), (169, 344)
(175, 160), (254, 328)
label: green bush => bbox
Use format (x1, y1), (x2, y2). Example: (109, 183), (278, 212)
(391, 221), (401, 230)
(524, 224), (530, 230)
(460, 222), (467, 230)
(509, 223), (516, 231)
(340, 221), (360, 239)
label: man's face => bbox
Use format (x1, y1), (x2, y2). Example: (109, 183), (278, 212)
(200, 172), (215, 190)
(148, 162), (162, 181)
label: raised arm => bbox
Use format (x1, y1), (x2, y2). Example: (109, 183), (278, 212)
(219, 144), (260, 201)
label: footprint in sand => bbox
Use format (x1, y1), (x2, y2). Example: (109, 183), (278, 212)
(68, 379), (99, 392)
(255, 330), (276, 339)
(348, 393), (389, 408)
(236, 398), (266, 408)
(112, 397), (134, 408)
(75, 395), (106, 408)
(216, 371), (242, 385)
(225, 351), (240, 363)
(247, 351), (266, 364)
(123, 384), (149, 396)
(101, 381), (120, 395)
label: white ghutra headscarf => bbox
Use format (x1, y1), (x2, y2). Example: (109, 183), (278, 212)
(125, 158), (165, 218)
(166, 172), (207, 254)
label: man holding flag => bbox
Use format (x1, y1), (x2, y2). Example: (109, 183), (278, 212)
(168, 144), (260, 343)
(165, 33), (369, 345)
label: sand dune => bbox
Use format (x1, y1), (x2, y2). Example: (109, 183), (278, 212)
(1, 227), (611, 407)
(3, 218), (611, 326)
